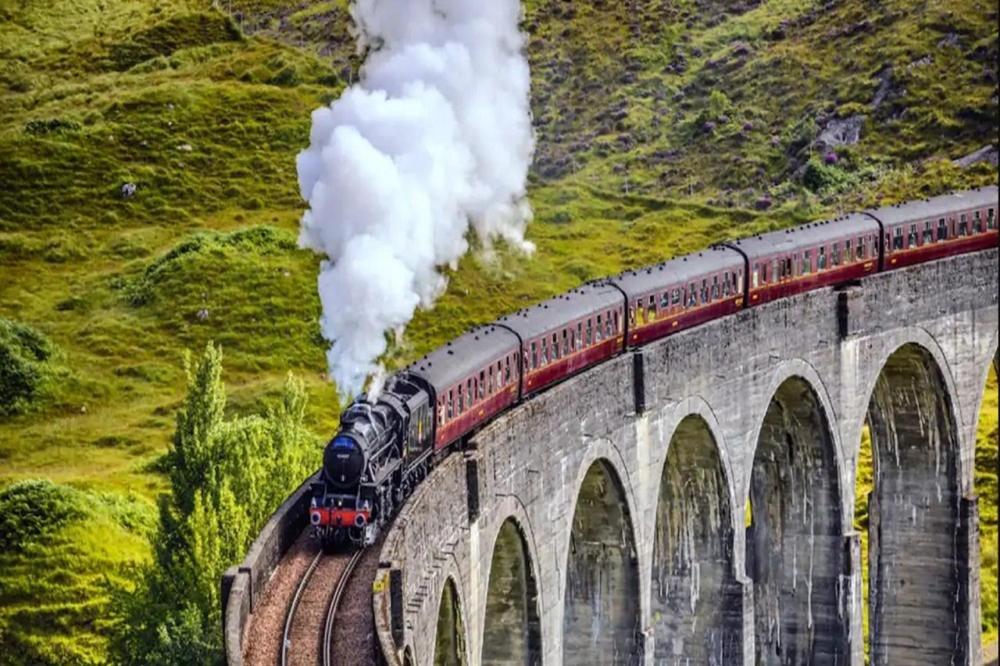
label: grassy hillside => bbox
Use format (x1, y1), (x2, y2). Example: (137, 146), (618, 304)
(0, 0), (995, 661)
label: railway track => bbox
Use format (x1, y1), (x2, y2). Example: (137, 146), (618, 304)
(280, 548), (363, 666)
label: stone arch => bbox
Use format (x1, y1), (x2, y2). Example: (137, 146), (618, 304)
(563, 458), (641, 665)
(747, 375), (848, 664)
(651, 414), (742, 662)
(433, 577), (468, 666)
(481, 517), (542, 665)
(864, 342), (967, 665)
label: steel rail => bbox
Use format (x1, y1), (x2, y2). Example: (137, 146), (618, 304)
(280, 549), (323, 666)
(322, 549), (364, 666)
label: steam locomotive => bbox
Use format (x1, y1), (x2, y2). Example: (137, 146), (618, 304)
(309, 187), (998, 550)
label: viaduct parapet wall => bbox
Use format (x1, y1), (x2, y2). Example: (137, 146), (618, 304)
(373, 249), (998, 666)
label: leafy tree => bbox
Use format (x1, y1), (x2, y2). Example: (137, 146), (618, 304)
(110, 343), (317, 664)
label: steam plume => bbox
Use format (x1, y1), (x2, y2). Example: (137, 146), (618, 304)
(297, 0), (535, 400)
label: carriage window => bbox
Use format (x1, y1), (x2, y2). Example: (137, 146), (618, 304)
(831, 242), (841, 266)
(722, 273), (731, 296)
(857, 237), (865, 259)
(908, 224), (918, 246)
(468, 379), (473, 406)
(892, 227), (903, 250)
(447, 390), (454, 419)
(973, 210), (982, 233)
(613, 311), (619, 334)
(596, 315), (603, 341)
(660, 292), (670, 309)
(711, 276), (720, 299)
(688, 283), (698, 306)
(569, 328), (576, 352)
(989, 208), (996, 229)
(489, 367), (495, 394)
(752, 267), (760, 289)
(438, 399), (445, 423)
(818, 247), (827, 269)
(923, 221), (933, 243)
(530, 341), (538, 369)
(937, 218), (948, 241)
(802, 250), (811, 275)
(785, 257), (793, 277)
(586, 319), (593, 345)
(635, 300), (644, 324)
(505, 358), (511, 383)
(959, 214), (968, 236)
(844, 239), (852, 261)
(701, 279), (709, 303)
(479, 372), (485, 399)
(672, 288), (681, 305)
(552, 333), (559, 360)
(562, 329), (570, 356)
(577, 322), (583, 349)
(737, 271), (743, 292)
(648, 295), (657, 320)
(605, 312), (613, 337)
(540, 339), (548, 364)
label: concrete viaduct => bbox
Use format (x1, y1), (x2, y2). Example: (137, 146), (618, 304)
(370, 248), (998, 666)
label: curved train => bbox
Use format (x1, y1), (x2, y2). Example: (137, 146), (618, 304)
(309, 186), (998, 550)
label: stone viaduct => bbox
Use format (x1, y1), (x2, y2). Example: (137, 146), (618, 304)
(370, 248), (998, 666)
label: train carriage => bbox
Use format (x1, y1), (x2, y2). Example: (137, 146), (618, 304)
(865, 186), (998, 270)
(499, 283), (625, 396)
(407, 325), (521, 450)
(609, 246), (745, 347)
(726, 214), (881, 305)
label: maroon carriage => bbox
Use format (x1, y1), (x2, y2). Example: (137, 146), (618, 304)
(498, 283), (625, 397)
(726, 213), (881, 306)
(609, 246), (745, 347)
(866, 186), (998, 271)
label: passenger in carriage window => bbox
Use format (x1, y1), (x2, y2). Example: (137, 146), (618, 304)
(541, 339), (548, 365)
(711, 276), (720, 299)
(959, 214), (968, 236)
(647, 295), (657, 320)
(974, 211), (983, 233)
(586, 319), (593, 345)
(479, 372), (485, 399)
(552, 333), (559, 360)
(660, 292), (670, 309)
(818, 247), (827, 269)
(606, 312), (613, 337)
(908, 225), (918, 247)
(700, 279), (709, 303)
(923, 221), (933, 244)
(892, 228), (903, 250)
(937, 218), (948, 241)
(688, 284), (698, 306)
(801, 250), (811, 275)
(857, 238), (865, 259)
(596, 315), (603, 341)
(989, 208), (996, 229)
(577, 322), (583, 348)
(447, 390), (454, 419)
(672, 288), (681, 307)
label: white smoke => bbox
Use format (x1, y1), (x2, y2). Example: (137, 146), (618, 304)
(297, 0), (535, 400)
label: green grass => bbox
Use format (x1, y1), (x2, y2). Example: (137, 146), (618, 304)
(0, 0), (996, 660)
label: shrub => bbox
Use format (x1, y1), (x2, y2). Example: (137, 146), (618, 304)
(0, 318), (55, 415)
(0, 480), (80, 552)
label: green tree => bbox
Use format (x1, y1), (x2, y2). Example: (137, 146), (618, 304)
(110, 344), (317, 664)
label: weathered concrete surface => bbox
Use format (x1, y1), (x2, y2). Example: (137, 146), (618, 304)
(373, 249), (998, 666)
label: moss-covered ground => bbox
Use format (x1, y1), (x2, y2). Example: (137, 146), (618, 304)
(0, 0), (995, 661)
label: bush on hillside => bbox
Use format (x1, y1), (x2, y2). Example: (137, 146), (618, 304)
(0, 480), (80, 552)
(0, 318), (55, 415)
(121, 226), (298, 306)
